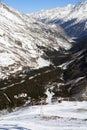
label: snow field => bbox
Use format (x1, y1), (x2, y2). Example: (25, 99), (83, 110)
(0, 101), (87, 130)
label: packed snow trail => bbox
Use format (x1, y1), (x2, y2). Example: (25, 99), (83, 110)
(0, 101), (87, 130)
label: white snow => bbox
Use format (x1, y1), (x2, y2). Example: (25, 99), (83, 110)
(31, 1), (87, 37)
(0, 52), (15, 66)
(46, 89), (54, 104)
(37, 57), (50, 68)
(58, 60), (74, 70)
(0, 101), (87, 130)
(31, 4), (74, 22)
(0, 2), (72, 79)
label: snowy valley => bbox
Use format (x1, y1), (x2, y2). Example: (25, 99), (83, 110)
(0, 1), (87, 129)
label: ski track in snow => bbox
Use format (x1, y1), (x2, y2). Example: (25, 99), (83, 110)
(0, 101), (87, 130)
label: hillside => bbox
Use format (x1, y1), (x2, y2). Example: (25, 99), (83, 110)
(0, 2), (73, 109)
(0, 2), (72, 79)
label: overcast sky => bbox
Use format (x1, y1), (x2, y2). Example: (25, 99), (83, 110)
(2, 0), (85, 13)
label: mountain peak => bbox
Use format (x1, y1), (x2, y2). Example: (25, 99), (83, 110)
(67, 4), (73, 7)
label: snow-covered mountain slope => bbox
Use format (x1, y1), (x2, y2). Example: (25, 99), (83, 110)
(31, 1), (87, 38)
(0, 2), (72, 79)
(0, 2), (87, 111)
(0, 101), (87, 130)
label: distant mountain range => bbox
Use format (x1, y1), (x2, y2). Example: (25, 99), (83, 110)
(31, 1), (87, 38)
(0, 1), (87, 110)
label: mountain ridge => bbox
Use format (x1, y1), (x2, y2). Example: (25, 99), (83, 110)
(31, 1), (87, 38)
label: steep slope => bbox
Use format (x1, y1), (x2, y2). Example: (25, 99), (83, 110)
(0, 2), (72, 79)
(63, 35), (87, 98)
(31, 1), (87, 38)
(0, 2), (73, 109)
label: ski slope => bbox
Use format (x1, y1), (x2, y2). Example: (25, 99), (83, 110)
(0, 101), (87, 130)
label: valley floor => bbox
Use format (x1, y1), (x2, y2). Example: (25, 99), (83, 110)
(0, 101), (87, 130)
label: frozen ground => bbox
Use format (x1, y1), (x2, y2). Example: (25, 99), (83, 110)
(0, 101), (87, 130)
